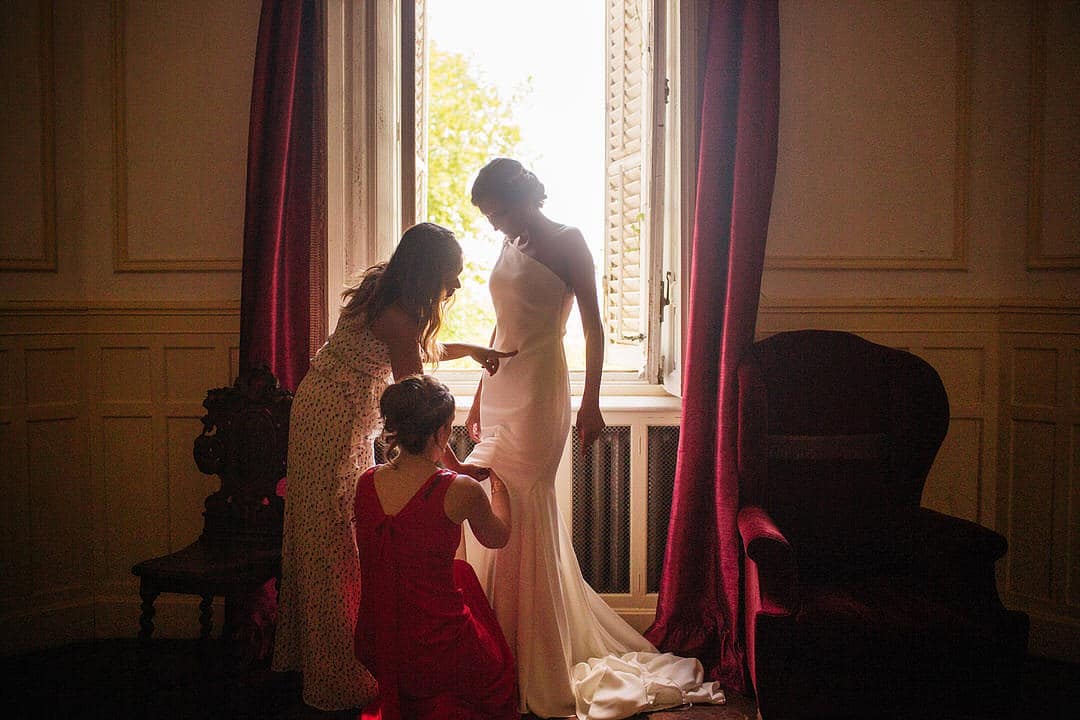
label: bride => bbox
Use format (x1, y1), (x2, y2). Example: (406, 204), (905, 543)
(462, 159), (723, 718)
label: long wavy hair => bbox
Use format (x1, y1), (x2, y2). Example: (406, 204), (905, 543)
(340, 223), (461, 363)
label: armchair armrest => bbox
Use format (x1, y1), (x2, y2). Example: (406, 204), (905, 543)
(886, 507), (1009, 608)
(905, 507), (1007, 560)
(739, 505), (798, 616)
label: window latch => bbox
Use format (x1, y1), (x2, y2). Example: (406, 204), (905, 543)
(661, 271), (674, 310)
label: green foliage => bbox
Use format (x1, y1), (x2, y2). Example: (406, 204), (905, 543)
(425, 42), (530, 359)
(426, 42), (527, 241)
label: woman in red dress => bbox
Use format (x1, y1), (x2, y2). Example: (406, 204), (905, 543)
(354, 374), (518, 720)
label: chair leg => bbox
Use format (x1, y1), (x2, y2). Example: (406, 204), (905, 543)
(199, 594), (214, 641)
(138, 582), (159, 643)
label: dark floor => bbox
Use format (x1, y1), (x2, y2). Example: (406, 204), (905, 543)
(2, 638), (1078, 719)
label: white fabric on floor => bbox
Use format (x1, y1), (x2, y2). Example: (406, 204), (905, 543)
(572, 652), (726, 720)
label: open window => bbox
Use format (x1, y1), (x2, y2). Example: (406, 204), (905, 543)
(326, 0), (703, 620)
(328, 0), (696, 394)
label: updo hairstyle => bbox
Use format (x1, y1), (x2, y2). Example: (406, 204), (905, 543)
(470, 157), (546, 210)
(378, 375), (456, 462)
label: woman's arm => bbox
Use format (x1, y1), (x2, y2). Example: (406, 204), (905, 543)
(465, 326), (497, 441)
(442, 443), (490, 480)
(564, 230), (606, 451)
(466, 380), (483, 441)
(445, 472), (511, 548)
(441, 445), (464, 472)
(439, 342), (516, 375)
(370, 304), (423, 380)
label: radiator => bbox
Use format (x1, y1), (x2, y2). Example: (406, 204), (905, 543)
(572, 426), (632, 592)
(646, 426), (679, 592)
(443, 423), (679, 598)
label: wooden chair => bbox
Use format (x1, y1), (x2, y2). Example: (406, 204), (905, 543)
(132, 365), (292, 659)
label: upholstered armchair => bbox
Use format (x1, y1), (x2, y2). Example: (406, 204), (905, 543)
(736, 330), (1028, 719)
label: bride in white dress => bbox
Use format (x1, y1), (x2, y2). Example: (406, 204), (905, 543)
(462, 160), (723, 718)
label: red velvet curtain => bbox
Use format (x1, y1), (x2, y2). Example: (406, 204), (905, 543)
(239, 0), (327, 393)
(645, 0), (779, 693)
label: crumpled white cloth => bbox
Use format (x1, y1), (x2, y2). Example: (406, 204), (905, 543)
(571, 651), (727, 719)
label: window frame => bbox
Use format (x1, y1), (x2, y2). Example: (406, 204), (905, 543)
(327, 0), (698, 399)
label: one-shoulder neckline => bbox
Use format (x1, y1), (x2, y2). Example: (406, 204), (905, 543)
(504, 239), (569, 290)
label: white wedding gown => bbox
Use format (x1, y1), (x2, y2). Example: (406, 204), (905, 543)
(465, 239), (724, 718)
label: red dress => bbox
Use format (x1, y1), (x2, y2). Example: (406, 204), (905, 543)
(354, 467), (518, 720)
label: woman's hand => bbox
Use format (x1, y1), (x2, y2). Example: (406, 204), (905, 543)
(576, 404), (606, 455)
(468, 346), (517, 375)
(442, 450), (489, 481)
(466, 401), (482, 442)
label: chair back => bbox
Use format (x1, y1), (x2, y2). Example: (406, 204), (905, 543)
(193, 365), (293, 544)
(737, 330), (948, 576)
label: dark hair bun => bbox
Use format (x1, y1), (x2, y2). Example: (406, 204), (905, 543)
(378, 374), (456, 459)
(471, 157), (547, 209)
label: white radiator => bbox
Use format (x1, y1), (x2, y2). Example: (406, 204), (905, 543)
(449, 418), (680, 629)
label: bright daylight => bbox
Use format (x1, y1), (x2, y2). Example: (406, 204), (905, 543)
(424, 0), (642, 372)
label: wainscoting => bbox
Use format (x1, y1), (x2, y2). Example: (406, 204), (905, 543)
(0, 303), (240, 655)
(1, 300), (1077, 663)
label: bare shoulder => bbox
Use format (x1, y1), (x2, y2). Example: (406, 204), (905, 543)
(553, 223), (586, 248)
(549, 226), (596, 291)
(554, 225), (593, 263)
(371, 302), (419, 343)
(444, 473), (486, 523)
(449, 473), (482, 493)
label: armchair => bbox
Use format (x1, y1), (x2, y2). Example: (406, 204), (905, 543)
(737, 330), (1028, 719)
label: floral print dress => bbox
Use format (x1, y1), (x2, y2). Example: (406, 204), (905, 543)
(272, 311), (392, 711)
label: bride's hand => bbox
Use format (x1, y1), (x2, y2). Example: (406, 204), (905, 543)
(469, 346), (517, 376)
(466, 402), (482, 442)
(576, 405), (606, 455)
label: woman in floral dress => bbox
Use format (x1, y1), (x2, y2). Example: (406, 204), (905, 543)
(272, 223), (513, 711)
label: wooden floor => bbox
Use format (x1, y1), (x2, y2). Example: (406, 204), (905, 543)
(2, 638), (1078, 719)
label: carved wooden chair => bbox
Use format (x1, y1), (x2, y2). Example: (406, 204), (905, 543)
(132, 365), (292, 658)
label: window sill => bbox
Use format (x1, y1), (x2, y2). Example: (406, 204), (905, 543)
(439, 368), (681, 416)
(450, 388), (681, 414)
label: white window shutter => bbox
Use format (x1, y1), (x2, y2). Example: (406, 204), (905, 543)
(412, 0), (428, 224)
(604, 0), (649, 345)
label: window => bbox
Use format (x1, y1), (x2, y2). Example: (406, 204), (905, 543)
(326, 0), (702, 621)
(326, 0), (690, 391)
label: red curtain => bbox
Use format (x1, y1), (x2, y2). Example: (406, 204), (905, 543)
(645, 0), (779, 693)
(240, 0), (327, 393)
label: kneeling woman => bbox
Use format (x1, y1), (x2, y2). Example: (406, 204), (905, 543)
(354, 375), (518, 720)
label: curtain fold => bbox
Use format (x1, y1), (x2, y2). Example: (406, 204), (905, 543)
(645, 0), (779, 693)
(239, 0), (327, 393)
(234, 0), (327, 662)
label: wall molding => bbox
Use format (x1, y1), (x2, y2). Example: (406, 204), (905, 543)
(0, 0), (57, 272)
(757, 296), (1080, 334)
(0, 302), (239, 337)
(0, 300), (241, 316)
(766, 0), (971, 271)
(1026, 0), (1080, 270)
(758, 296), (1079, 312)
(110, 0), (242, 273)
